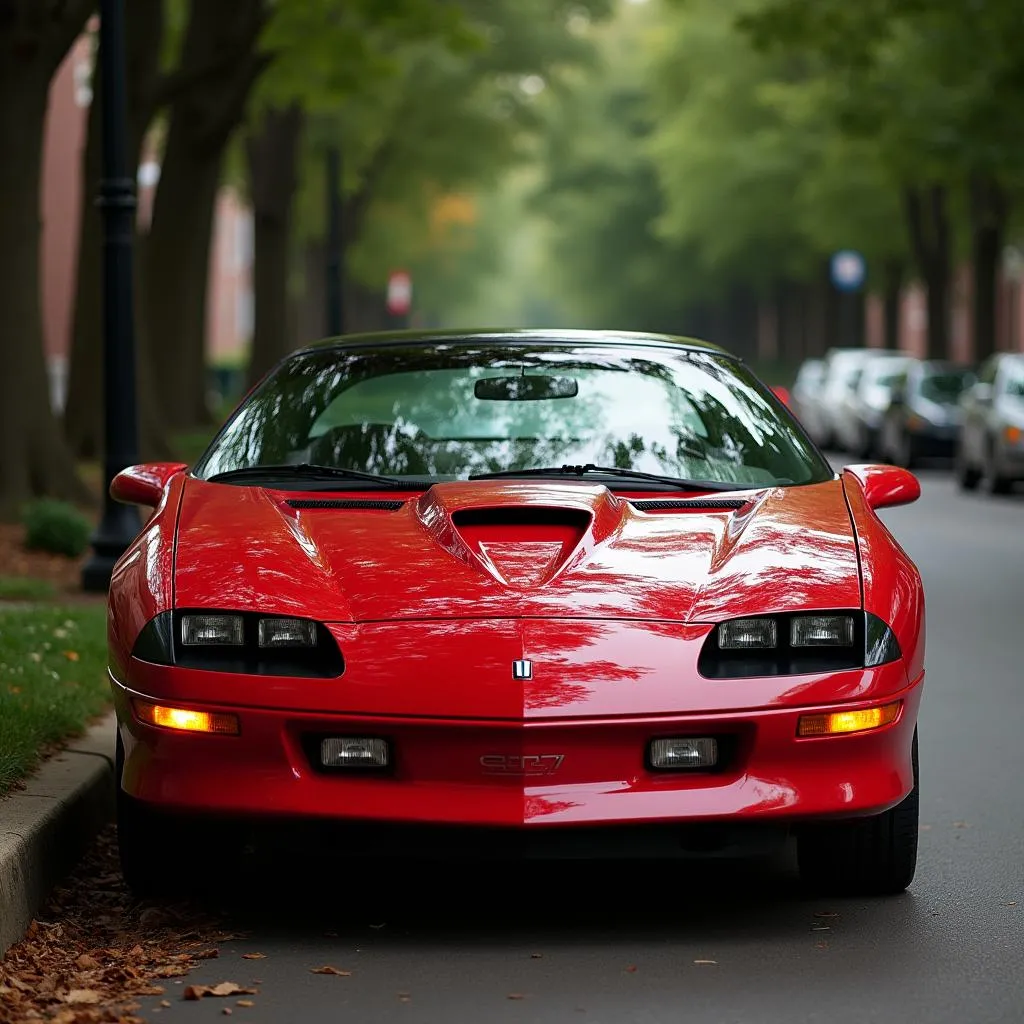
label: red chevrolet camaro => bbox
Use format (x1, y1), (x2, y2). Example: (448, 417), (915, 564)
(107, 330), (925, 896)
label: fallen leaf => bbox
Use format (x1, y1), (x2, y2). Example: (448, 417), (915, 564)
(693, 959), (717, 965)
(196, 948), (221, 959)
(160, 1001), (171, 1008)
(811, 925), (831, 932)
(624, 965), (638, 973)
(508, 993), (525, 1000)
(184, 982), (257, 1000)
(64, 989), (101, 1004)
(8, 686), (21, 694)
(919, 824), (932, 831)
(815, 941), (829, 950)
(223, 1009), (233, 1016)
(953, 821), (971, 829)
(530, 952), (543, 959)
(398, 992), (411, 1002)
(813, 911), (839, 918)
(1005, 901), (1017, 907)
(63, 650), (80, 661)
(75, 953), (101, 970)
(238, 1000), (256, 1007)
(311, 966), (351, 976)
(242, 952), (266, 960)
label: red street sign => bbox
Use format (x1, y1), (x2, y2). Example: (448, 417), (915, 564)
(386, 270), (412, 315)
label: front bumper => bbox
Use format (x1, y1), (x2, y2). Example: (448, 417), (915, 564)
(112, 660), (923, 831)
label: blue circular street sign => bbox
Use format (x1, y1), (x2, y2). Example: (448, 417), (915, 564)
(830, 249), (866, 292)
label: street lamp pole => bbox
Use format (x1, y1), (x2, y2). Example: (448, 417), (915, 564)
(325, 144), (344, 335)
(82, 0), (141, 593)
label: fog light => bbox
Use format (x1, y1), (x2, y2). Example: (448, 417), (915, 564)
(718, 618), (777, 649)
(649, 737), (718, 769)
(321, 737), (390, 768)
(132, 698), (239, 735)
(797, 700), (901, 737)
(181, 614), (243, 646)
(259, 617), (316, 647)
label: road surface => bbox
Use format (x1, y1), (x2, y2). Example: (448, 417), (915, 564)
(107, 468), (1024, 1023)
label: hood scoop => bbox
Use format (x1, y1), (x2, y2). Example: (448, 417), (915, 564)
(630, 497), (750, 512)
(288, 498), (405, 511)
(451, 507), (591, 590)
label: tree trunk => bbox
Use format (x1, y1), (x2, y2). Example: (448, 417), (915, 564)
(245, 103), (304, 388)
(0, 78), (92, 518)
(143, 0), (268, 432)
(64, 0), (170, 461)
(882, 258), (904, 350)
(969, 173), (1008, 364)
(292, 239), (326, 347)
(903, 184), (951, 360)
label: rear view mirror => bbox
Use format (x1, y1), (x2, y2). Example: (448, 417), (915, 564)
(110, 462), (189, 509)
(843, 464), (920, 510)
(474, 375), (579, 401)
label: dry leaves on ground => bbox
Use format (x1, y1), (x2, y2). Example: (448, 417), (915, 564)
(183, 982), (257, 1000)
(0, 827), (238, 1023)
(310, 965), (351, 976)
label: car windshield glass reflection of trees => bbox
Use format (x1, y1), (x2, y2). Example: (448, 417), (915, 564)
(193, 344), (833, 487)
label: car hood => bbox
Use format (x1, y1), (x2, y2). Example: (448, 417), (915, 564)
(172, 477), (861, 623)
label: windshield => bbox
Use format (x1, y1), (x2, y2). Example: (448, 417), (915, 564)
(193, 342), (833, 489)
(920, 369), (973, 403)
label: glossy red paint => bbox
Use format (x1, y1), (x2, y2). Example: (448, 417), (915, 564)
(168, 478), (862, 631)
(110, 462), (189, 509)
(771, 385), (791, 406)
(843, 463), (921, 510)
(112, 672), (922, 826)
(109, 462), (925, 839)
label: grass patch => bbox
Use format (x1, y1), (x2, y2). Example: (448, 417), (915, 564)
(0, 604), (109, 796)
(0, 576), (57, 602)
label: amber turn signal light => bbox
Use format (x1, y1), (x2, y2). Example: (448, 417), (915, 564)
(797, 700), (901, 737)
(132, 698), (239, 735)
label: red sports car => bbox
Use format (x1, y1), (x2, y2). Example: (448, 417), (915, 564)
(107, 330), (924, 896)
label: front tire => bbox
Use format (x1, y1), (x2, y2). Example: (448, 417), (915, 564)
(797, 730), (919, 896)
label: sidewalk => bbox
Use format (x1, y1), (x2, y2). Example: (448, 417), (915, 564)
(0, 712), (116, 956)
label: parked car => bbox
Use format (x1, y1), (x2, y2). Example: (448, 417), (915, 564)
(105, 328), (925, 898)
(834, 352), (916, 457)
(815, 348), (879, 449)
(879, 361), (974, 468)
(789, 359), (826, 437)
(956, 352), (1024, 493)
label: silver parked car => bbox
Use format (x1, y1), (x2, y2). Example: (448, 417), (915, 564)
(816, 348), (889, 451)
(834, 352), (916, 458)
(956, 352), (1024, 494)
(789, 358), (826, 439)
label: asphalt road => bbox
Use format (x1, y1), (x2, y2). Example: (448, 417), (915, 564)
(154, 465), (1024, 1024)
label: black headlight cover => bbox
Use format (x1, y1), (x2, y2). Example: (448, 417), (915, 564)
(698, 610), (901, 678)
(130, 609), (344, 677)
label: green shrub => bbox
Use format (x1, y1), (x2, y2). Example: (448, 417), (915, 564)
(22, 500), (92, 558)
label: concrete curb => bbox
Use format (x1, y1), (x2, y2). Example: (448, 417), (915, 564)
(0, 711), (116, 957)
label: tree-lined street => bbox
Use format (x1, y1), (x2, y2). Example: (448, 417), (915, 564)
(3, 467), (1022, 1023)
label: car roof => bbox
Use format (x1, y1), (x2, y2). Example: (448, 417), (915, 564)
(295, 328), (737, 360)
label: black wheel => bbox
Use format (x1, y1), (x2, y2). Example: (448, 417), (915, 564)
(895, 431), (917, 470)
(955, 445), (981, 491)
(115, 730), (229, 899)
(797, 730), (919, 896)
(983, 443), (1012, 495)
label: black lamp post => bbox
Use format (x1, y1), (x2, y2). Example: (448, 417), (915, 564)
(82, 0), (141, 593)
(325, 143), (345, 335)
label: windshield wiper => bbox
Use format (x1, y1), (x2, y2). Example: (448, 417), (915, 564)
(468, 463), (748, 492)
(206, 463), (406, 487)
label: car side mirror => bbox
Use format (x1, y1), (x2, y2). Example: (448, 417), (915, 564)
(843, 463), (921, 510)
(110, 462), (189, 509)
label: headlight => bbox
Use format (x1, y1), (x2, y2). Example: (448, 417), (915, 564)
(718, 618), (777, 649)
(259, 617), (316, 647)
(131, 610), (344, 678)
(791, 614), (854, 647)
(699, 610), (901, 678)
(182, 613), (243, 646)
